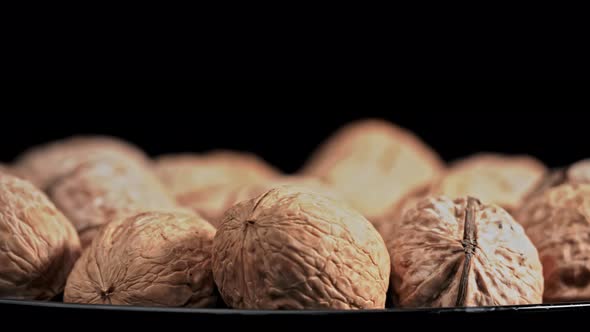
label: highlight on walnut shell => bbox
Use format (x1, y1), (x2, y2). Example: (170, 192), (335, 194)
(300, 118), (444, 222)
(47, 156), (177, 248)
(430, 153), (547, 213)
(0, 173), (81, 300)
(212, 185), (390, 310)
(14, 136), (150, 190)
(388, 196), (543, 307)
(517, 184), (590, 303)
(154, 151), (281, 224)
(64, 210), (217, 307)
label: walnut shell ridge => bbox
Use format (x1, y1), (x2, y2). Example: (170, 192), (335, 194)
(64, 211), (217, 307)
(300, 119), (444, 220)
(0, 173), (81, 300)
(517, 184), (590, 302)
(389, 196), (543, 307)
(212, 185), (390, 309)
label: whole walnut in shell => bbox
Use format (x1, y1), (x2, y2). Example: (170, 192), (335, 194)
(431, 154), (547, 213)
(154, 151), (281, 223)
(389, 196), (543, 307)
(517, 184), (590, 303)
(48, 157), (178, 248)
(15, 136), (150, 190)
(524, 159), (590, 201)
(300, 119), (444, 220)
(212, 185), (390, 309)
(64, 211), (217, 307)
(0, 173), (81, 300)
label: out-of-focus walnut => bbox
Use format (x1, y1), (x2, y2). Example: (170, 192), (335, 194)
(300, 119), (444, 221)
(431, 154), (547, 213)
(64, 211), (217, 307)
(14, 136), (150, 190)
(389, 196), (543, 307)
(48, 157), (178, 248)
(212, 185), (390, 309)
(517, 184), (590, 303)
(0, 173), (81, 300)
(154, 151), (281, 223)
(523, 159), (590, 201)
(0, 163), (11, 175)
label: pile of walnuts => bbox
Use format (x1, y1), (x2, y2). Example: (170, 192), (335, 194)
(1, 119), (588, 310)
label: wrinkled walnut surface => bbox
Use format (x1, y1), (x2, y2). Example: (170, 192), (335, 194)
(0, 174), (81, 300)
(301, 119), (443, 220)
(15, 136), (149, 190)
(389, 196), (543, 307)
(212, 185), (390, 309)
(48, 157), (178, 248)
(517, 184), (590, 302)
(431, 154), (546, 212)
(155, 151), (281, 223)
(64, 211), (217, 307)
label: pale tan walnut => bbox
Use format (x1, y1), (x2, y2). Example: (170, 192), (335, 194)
(154, 151), (281, 223)
(517, 184), (590, 303)
(431, 154), (547, 212)
(300, 119), (444, 220)
(212, 185), (390, 309)
(0, 173), (81, 300)
(48, 157), (178, 248)
(389, 196), (543, 308)
(15, 136), (150, 190)
(64, 211), (217, 307)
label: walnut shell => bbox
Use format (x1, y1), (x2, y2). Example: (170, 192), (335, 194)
(212, 185), (390, 309)
(0, 173), (81, 300)
(154, 151), (281, 223)
(48, 157), (177, 248)
(524, 159), (590, 201)
(64, 211), (217, 307)
(389, 196), (543, 307)
(517, 184), (590, 302)
(431, 154), (547, 212)
(15, 136), (149, 190)
(301, 119), (443, 220)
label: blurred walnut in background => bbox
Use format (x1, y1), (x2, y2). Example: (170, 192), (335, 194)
(300, 119), (444, 228)
(14, 136), (150, 190)
(154, 151), (281, 225)
(0, 173), (81, 300)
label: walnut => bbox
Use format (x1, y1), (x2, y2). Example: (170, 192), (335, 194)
(431, 154), (547, 212)
(154, 151), (281, 223)
(48, 156), (178, 248)
(517, 184), (590, 303)
(0, 163), (11, 175)
(300, 119), (443, 221)
(212, 185), (390, 309)
(15, 136), (149, 190)
(524, 159), (590, 201)
(389, 196), (543, 307)
(64, 211), (217, 307)
(0, 173), (81, 300)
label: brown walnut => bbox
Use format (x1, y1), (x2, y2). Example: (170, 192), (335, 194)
(0, 173), (81, 300)
(517, 184), (590, 302)
(212, 185), (390, 309)
(389, 196), (543, 307)
(300, 119), (444, 221)
(64, 211), (217, 307)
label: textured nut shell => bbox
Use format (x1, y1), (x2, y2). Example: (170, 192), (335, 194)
(48, 157), (177, 248)
(0, 174), (81, 300)
(517, 184), (590, 302)
(155, 151), (281, 223)
(389, 196), (543, 307)
(431, 154), (547, 212)
(64, 211), (217, 307)
(15, 136), (149, 190)
(212, 185), (390, 309)
(301, 119), (443, 219)
(567, 159), (590, 184)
